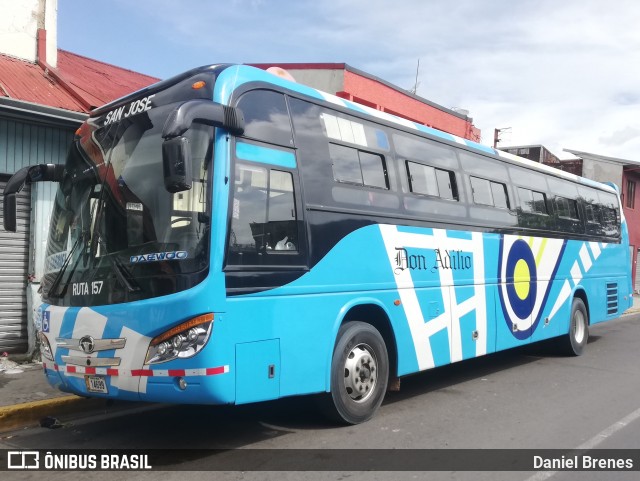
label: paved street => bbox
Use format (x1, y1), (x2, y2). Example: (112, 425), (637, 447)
(2, 313), (640, 480)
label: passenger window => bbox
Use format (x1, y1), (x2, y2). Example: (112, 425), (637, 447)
(470, 177), (493, 206)
(330, 143), (388, 189)
(584, 203), (597, 223)
(555, 196), (579, 219)
(471, 176), (509, 208)
(532, 191), (547, 214)
(491, 182), (509, 209)
(229, 163), (298, 255)
(435, 169), (456, 200)
(360, 151), (387, 189)
(407, 162), (438, 196)
(330, 144), (361, 184)
(406, 161), (457, 200)
(518, 187), (548, 214)
(236, 90), (293, 147)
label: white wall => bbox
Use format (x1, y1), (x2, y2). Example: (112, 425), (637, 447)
(0, 0), (57, 67)
(581, 158), (623, 186)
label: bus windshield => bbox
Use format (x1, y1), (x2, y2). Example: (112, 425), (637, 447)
(42, 103), (213, 306)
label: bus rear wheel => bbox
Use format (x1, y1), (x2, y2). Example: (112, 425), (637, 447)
(322, 321), (389, 425)
(558, 297), (589, 356)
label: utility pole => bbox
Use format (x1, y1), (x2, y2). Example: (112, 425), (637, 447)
(410, 59), (420, 95)
(493, 127), (511, 148)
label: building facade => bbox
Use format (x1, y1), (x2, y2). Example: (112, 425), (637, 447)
(252, 63), (481, 141)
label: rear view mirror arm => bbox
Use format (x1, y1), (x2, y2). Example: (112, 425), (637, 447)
(2, 164), (65, 232)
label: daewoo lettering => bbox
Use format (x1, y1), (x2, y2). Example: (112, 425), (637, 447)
(130, 251), (188, 263)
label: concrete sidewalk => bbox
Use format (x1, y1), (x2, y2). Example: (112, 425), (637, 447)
(0, 358), (109, 432)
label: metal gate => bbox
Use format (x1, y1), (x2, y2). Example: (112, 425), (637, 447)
(0, 179), (31, 354)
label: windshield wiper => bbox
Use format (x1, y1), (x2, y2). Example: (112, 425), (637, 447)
(46, 231), (89, 298)
(110, 255), (141, 293)
(88, 233), (141, 294)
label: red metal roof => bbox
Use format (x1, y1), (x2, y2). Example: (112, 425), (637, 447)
(0, 53), (86, 111)
(0, 50), (159, 113)
(56, 50), (159, 110)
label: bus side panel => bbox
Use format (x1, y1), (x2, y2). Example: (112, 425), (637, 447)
(226, 224), (632, 403)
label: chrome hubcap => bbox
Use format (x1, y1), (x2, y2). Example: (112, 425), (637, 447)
(343, 343), (377, 402)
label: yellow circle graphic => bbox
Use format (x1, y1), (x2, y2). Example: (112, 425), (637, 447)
(513, 258), (531, 300)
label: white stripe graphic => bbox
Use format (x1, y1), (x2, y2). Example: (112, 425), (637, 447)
(579, 244), (592, 272)
(379, 225), (488, 370)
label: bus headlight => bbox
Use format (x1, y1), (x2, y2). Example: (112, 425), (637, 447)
(145, 313), (213, 365)
(38, 332), (54, 361)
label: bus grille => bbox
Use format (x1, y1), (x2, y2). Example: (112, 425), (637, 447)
(606, 282), (618, 315)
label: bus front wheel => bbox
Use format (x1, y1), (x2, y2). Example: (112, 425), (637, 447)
(559, 297), (589, 356)
(322, 321), (389, 425)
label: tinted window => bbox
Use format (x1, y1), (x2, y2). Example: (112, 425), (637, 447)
(360, 151), (387, 188)
(330, 143), (388, 189)
(435, 169), (456, 200)
(518, 187), (547, 214)
(459, 151), (509, 182)
(236, 90), (293, 146)
(470, 177), (493, 206)
(555, 196), (578, 219)
(330, 144), (361, 184)
(518, 187), (534, 212)
(394, 134), (458, 169)
(532, 191), (547, 214)
(599, 191), (620, 237)
(407, 161), (457, 200)
(229, 163), (299, 263)
(491, 182), (509, 209)
(471, 176), (509, 208)
(407, 162), (438, 196)
(584, 203), (597, 223)
(321, 112), (390, 151)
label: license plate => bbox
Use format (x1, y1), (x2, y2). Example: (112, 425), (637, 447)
(84, 375), (108, 393)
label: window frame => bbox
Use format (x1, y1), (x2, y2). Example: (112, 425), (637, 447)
(470, 175), (510, 209)
(329, 142), (389, 190)
(517, 186), (548, 215)
(554, 195), (580, 220)
(235, 89), (294, 148)
(405, 160), (458, 201)
(626, 179), (636, 209)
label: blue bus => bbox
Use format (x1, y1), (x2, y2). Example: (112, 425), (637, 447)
(2, 64), (632, 424)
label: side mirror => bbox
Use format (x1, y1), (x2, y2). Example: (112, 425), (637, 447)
(3, 193), (17, 232)
(2, 164), (64, 231)
(162, 100), (244, 139)
(161, 100), (244, 194)
(162, 136), (193, 193)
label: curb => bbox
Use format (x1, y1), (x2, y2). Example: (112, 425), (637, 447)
(0, 396), (107, 433)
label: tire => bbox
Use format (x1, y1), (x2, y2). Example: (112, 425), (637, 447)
(320, 321), (389, 425)
(558, 297), (589, 356)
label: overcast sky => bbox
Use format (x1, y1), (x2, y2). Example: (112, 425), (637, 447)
(58, 0), (640, 160)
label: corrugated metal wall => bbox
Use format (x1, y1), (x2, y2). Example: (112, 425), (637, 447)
(0, 118), (74, 175)
(0, 179), (30, 353)
(0, 116), (75, 354)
